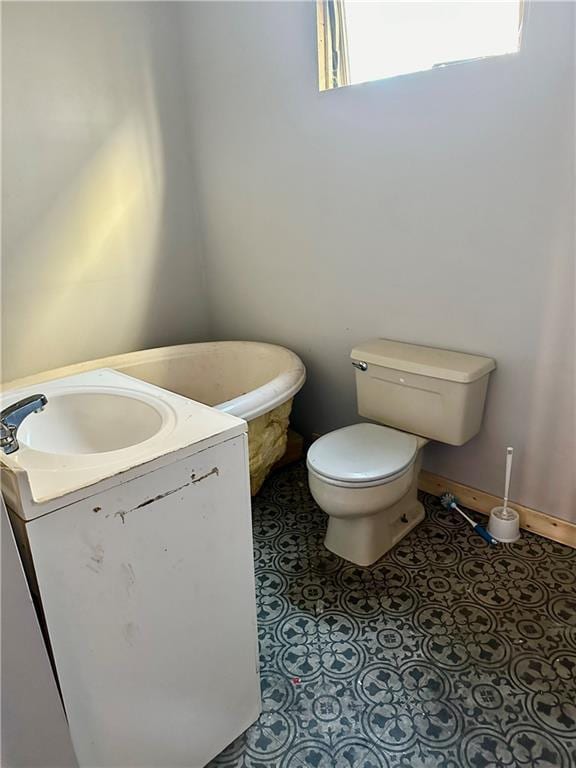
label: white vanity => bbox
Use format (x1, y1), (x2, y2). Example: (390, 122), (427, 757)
(1, 370), (261, 767)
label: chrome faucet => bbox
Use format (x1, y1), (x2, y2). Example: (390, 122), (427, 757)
(1, 394), (48, 454)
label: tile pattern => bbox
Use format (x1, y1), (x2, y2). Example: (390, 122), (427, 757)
(209, 462), (576, 768)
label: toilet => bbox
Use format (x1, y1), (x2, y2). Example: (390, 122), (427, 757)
(307, 339), (496, 566)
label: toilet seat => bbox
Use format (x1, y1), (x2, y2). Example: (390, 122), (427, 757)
(306, 423), (418, 489)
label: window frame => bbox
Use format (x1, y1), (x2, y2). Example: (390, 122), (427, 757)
(317, 0), (526, 92)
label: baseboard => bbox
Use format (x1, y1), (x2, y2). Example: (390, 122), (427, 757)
(419, 470), (576, 549)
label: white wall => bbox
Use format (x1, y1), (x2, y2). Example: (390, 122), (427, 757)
(181, 1), (575, 521)
(2, 2), (574, 520)
(2, 2), (208, 383)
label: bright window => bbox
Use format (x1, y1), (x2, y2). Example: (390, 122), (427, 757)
(317, 1), (523, 91)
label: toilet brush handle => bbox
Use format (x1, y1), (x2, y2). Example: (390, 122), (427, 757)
(450, 500), (497, 545)
(503, 447), (514, 511)
(474, 523), (497, 545)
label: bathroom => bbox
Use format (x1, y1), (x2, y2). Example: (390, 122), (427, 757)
(1, 1), (575, 767)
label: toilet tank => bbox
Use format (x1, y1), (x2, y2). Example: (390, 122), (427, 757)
(351, 340), (496, 446)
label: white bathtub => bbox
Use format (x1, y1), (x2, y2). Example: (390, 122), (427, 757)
(3, 342), (306, 493)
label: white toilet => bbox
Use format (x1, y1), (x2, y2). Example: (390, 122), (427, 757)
(307, 339), (496, 566)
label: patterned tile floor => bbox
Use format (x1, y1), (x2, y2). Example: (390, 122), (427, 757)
(209, 462), (576, 768)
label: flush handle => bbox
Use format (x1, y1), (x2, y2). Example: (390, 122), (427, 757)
(352, 361), (368, 371)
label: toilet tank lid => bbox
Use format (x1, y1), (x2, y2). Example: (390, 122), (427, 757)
(351, 340), (496, 384)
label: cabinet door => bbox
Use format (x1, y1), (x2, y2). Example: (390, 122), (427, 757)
(2, 499), (78, 768)
(25, 434), (260, 768)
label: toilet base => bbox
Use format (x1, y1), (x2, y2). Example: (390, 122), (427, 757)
(324, 492), (425, 567)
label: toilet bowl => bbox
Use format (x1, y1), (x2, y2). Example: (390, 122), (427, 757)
(307, 423), (426, 566)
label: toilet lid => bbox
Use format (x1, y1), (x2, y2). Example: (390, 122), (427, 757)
(307, 423), (418, 485)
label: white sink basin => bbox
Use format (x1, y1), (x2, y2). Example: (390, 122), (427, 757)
(18, 390), (164, 455)
(1, 368), (246, 518)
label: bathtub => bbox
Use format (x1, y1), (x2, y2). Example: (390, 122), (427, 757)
(3, 342), (306, 494)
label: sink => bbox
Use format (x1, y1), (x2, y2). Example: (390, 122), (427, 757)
(0, 368), (246, 518)
(18, 390), (164, 455)
(0, 367), (251, 519)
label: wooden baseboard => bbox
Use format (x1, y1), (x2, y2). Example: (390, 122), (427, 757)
(419, 470), (576, 549)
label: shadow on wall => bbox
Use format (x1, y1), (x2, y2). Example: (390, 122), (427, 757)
(1, 4), (205, 384)
(518, 205), (576, 519)
(136, 8), (208, 349)
(5, 113), (164, 379)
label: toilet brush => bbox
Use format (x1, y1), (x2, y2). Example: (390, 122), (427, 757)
(440, 493), (497, 545)
(502, 447), (514, 518)
(488, 447), (520, 542)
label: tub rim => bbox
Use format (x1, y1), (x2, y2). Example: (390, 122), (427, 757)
(1, 341), (306, 423)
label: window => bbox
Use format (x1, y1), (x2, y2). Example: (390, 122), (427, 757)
(317, 1), (524, 91)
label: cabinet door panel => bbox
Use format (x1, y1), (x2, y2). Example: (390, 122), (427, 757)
(26, 435), (260, 768)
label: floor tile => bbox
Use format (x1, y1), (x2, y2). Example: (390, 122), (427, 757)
(208, 462), (576, 768)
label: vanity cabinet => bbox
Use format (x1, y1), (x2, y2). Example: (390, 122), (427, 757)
(3, 373), (260, 768)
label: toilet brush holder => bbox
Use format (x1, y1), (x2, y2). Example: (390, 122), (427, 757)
(488, 506), (520, 543)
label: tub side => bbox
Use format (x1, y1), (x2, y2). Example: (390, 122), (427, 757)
(2, 342), (306, 421)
